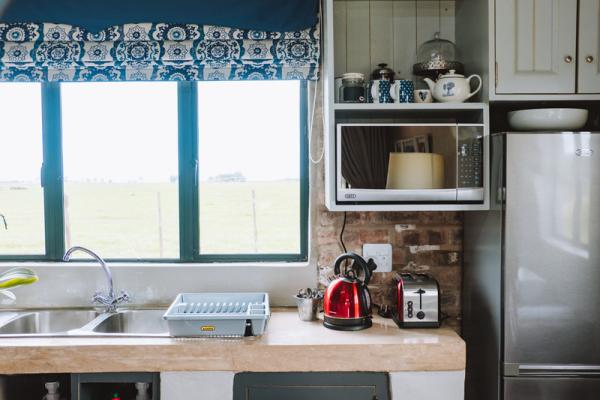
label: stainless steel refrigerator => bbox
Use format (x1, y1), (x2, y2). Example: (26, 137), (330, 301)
(463, 131), (600, 400)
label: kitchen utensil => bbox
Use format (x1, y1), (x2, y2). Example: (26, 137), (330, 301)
(377, 304), (393, 318)
(0, 267), (38, 290)
(414, 89), (433, 103)
(507, 108), (588, 131)
(297, 287), (323, 299)
(413, 32), (464, 78)
(323, 253), (377, 331)
(339, 73), (366, 103)
(423, 69), (482, 103)
(391, 79), (415, 103)
(393, 273), (440, 328)
(163, 292), (270, 337)
(294, 295), (321, 321)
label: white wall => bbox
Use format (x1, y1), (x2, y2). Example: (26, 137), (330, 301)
(333, 0), (456, 81)
(161, 372), (234, 400)
(160, 371), (466, 400)
(0, 261), (316, 308)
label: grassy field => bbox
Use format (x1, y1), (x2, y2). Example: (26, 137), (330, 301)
(0, 181), (300, 259)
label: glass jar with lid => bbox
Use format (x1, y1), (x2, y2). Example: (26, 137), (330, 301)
(413, 32), (464, 78)
(339, 72), (366, 103)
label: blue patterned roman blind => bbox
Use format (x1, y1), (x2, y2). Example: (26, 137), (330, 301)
(0, 2), (320, 82)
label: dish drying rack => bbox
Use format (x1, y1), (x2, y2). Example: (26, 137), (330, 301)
(163, 293), (270, 337)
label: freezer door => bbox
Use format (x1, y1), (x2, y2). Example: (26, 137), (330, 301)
(505, 377), (600, 400)
(504, 132), (600, 365)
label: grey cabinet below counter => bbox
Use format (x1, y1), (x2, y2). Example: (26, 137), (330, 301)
(233, 372), (389, 400)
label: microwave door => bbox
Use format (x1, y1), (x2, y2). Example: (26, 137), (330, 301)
(336, 123), (485, 204)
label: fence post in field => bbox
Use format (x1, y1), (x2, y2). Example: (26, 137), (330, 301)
(157, 191), (164, 258)
(251, 188), (258, 253)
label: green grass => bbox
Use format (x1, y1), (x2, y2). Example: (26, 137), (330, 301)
(199, 181), (300, 254)
(0, 181), (300, 259)
(0, 184), (45, 255)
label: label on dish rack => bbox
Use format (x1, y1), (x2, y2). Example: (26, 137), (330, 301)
(200, 325), (216, 332)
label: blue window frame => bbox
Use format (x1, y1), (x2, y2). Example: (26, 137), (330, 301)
(0, 81), (309, 262)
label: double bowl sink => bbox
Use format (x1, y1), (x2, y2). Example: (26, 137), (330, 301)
(0, 308), (170, 337)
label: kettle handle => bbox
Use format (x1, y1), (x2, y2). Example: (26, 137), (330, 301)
(466, 74), (482, 100)
(333, 252), (375, 285)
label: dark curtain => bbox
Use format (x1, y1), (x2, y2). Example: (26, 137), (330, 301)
(341, 126), (393, 189)
(0, 0), (320, 32)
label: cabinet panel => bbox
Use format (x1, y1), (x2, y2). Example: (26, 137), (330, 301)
(233, 372), (389, 400)
(332, 0), (454, 79)
(495, 0), (577, 94)
(248, 386), (374, 400)
(578, 0), (600, 93)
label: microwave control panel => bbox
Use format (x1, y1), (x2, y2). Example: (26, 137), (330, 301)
(458, 138), (483, 188)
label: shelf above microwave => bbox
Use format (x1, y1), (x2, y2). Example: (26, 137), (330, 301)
(333, 103), (487, 111)
(333, 103), (487, 124)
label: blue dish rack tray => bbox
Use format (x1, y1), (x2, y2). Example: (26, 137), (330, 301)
(163, 293), (270, 337)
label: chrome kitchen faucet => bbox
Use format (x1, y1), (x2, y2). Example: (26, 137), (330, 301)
(63, 246), (130, 313)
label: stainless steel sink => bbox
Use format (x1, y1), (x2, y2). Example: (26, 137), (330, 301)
(0, 308), (169, 337)
(88, 309), (169, 337)
(0, 309), (100, 336)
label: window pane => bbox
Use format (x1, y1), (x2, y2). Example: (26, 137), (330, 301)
(197, 81), (301, 254)
(61, 82), (179, 259)
(0, 83), (45, 255)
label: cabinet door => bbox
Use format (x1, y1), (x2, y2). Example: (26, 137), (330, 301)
(233, 372), (389, 400)
(578, 0), (600, 93)
(495, 0), (577, 94)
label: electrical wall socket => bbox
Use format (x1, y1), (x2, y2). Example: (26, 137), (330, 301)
(362, 243), (393, 273)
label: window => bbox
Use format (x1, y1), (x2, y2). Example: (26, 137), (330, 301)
(0, 81), (308, 262)
(61, 82), (179, 259)
(0, 83), (45, 256)
(197, 81), (301, 255)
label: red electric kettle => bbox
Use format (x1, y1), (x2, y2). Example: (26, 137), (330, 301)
(323, 252), (377, 331)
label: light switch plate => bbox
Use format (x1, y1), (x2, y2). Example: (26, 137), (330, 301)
(362, 243), (393, 273)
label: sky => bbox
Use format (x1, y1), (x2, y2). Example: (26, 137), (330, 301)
(0, 80), (300, 183)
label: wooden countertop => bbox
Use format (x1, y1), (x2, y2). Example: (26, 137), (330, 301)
(0, 309), (465, 374)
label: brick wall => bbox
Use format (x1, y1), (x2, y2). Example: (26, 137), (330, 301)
(315, 207), (463, 330)
(310, 82), (463, 330)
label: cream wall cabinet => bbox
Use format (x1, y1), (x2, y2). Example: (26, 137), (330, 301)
(495, 0), (577, 94)
(494, 0), (600, 95)
(579, 0), (600, 93)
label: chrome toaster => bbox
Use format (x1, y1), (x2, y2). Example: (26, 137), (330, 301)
(392, 273), (440, 328)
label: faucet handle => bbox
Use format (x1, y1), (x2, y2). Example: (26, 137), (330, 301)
(92, 291), (112, 306)
(116, 290), (131, 304)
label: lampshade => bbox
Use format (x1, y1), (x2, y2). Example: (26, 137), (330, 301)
(386, 153), (445, 190)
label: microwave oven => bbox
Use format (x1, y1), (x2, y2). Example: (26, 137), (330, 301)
(336, 123), (485, 204)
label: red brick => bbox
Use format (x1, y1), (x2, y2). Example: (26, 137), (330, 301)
(426, 229), (444, 245)
(358, 229), (391, 244)
(401, 230), (421, 246)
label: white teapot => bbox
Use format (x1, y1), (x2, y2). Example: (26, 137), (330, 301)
(423, 70), (482, 103)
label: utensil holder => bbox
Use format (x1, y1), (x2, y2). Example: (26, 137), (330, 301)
(294, 296), (321, 321)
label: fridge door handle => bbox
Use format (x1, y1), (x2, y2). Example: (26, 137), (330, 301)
(505, 363), (600, 377)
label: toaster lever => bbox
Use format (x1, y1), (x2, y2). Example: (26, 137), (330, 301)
(415, 288), (426, 309)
